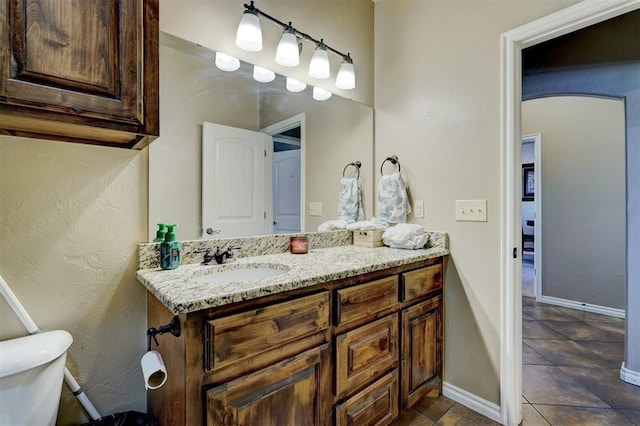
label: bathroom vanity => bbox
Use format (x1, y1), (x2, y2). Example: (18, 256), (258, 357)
(136, 233), (447, 425)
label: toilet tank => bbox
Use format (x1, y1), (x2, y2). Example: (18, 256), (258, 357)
(0, 330), (73, 426)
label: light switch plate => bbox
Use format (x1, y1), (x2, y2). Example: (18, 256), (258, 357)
(455, 199), (487, 222)
(309, 202), (323, 216)
(414, 200), (424, 218)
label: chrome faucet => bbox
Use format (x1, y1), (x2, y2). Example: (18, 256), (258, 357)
(202, 249), (215, 265)
(214, 245), (238, 264)
(202, 246), (239, 265)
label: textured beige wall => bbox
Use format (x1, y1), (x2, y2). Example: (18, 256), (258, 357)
(374, 0), (581, 404)
(160, 0), (374, 107)
(0, 137), (148, 424)
(523, 96), (626, 309)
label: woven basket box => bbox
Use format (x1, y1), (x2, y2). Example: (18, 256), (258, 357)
(353, 230), (385, 248)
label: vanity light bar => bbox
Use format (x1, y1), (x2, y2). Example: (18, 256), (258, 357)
(213, 49), (329, 100)
(235, 1), (355, 90)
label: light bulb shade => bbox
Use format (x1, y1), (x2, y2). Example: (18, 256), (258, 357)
(286, 77), (307, 92)
(235, 10), (262, 52)
(275, 30), (299, 67)
(308, 45), (330, 79)
(215, 52), (240, 72)
(312, 86), (332, 101)
(335, 59), (355, 90)
(253, 65), (275, 83)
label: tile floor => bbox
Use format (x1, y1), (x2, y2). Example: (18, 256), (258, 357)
(391, 297), (640, 425)
(522, 252), (535, 298)
(390, 394), (501, 425)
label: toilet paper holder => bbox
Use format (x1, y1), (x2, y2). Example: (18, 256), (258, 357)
(146, 316), (180, 351)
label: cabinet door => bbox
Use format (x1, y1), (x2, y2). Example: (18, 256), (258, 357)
(0, 0), (158, 148)
(335, 370), (399, 426)
(336, 314), (399, 399)
(206, 344), (330, 426)
(401, 296), (442, 409)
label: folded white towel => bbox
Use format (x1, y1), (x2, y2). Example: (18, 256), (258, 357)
(318, 219), (349, 232)
(346, 219), (388, 231)
(338, 177), (365, 222)
(377, 172), (411, 223)
(383, 223), (429, 249)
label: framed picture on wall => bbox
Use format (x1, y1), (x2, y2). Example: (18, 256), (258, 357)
(522, 163), (534, 201)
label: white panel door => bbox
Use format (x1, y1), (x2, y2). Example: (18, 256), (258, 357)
(202, 122), (270, 238)
(273, 149), (301, 234)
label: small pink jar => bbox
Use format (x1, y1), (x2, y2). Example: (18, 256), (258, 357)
(289, 236), (308, 254)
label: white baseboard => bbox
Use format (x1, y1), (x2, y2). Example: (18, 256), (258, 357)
(442, 381), (503, 424)
(620, 362), (640, 387)
(538, 295), (625, 319)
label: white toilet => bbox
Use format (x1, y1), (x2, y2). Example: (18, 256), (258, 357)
(0, 330), (73, 426)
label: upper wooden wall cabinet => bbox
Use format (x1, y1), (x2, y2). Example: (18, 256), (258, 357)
(0, 0), (159, 149)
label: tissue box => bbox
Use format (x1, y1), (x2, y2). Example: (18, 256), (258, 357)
(353, 230), (384, 248)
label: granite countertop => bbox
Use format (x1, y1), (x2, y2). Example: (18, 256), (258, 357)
(136, 245), (449, 314)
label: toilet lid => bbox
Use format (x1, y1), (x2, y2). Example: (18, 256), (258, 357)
(0, 330), (72, 378)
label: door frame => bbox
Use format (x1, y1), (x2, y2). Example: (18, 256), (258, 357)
(499, 1), (639, 425)
(262, 113), (306, 234)
(522, 133), (542, 300)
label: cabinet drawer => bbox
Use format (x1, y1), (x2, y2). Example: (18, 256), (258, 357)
(336, 276), (398, 327)
(204, 292), (330, 373)
(336, 314), (399, 398)
(335, 370), (399, 426)
(401, 263), (442, 302)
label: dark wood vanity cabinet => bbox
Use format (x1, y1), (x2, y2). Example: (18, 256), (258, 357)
(0, 0), (159, 149)
(146, 256), (444, 426)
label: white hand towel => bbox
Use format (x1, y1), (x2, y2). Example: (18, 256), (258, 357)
(377, 172), (411, 223)
(346, 220), (388, 231)
(383, 223), (429, 249)
(318, 219), (349, 232)
(338, 177), (365, 222)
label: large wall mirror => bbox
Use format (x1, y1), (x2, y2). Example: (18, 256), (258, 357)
(148, 33), (374, 241)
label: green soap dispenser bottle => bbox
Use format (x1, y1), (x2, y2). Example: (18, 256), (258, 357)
(153, 223), (166, 242)
(160, 224), (180, 270)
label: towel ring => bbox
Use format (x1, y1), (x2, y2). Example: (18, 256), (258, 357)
(343, 161), (361, 179)
(380, 155), (401, 175)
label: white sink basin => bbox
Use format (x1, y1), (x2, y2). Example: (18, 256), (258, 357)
(193, 265), (288, 285)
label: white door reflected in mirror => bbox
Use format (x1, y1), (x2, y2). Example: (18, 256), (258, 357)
(273, 150), (301, 234)
(202, 122), (271, 238)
